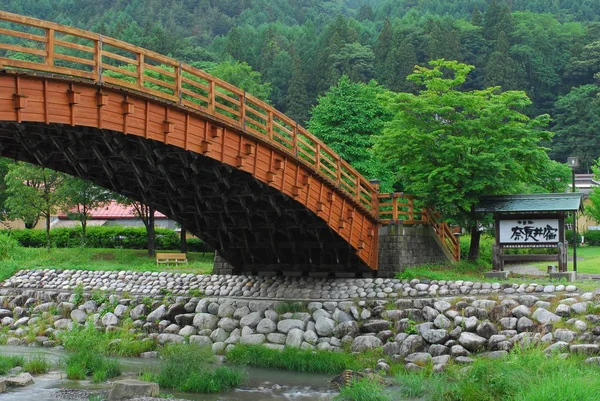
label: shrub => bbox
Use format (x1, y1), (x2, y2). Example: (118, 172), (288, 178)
(0, 355), (23, 374)
(0, 226), (202, 250)
(186, 237), (212, 252)
(583, 230), (600, 246)
(0, 233), (18, 260)
(155, 344), (244, 393)
(23, 355), (51, 374)
(459, 234), (494, 266)
(64, 349), (121, 382)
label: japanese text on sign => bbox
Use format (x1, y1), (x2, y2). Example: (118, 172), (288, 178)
(498, 219), (560, 244)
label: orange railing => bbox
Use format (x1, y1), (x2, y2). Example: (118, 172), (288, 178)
(0, 11), (377, 214)
(378, 193), (460, 262)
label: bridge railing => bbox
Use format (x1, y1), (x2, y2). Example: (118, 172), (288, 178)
(378, 193), (460, 262)
(0, 11), (377, 215)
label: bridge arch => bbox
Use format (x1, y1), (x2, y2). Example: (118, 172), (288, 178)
(0, 12), (382, 274)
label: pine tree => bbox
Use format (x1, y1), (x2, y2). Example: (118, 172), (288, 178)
(374, 18), (393, 80)
(382, 36), (417, 92)
(226, 26), (244, 61)
(285, 57), (312, 124)
(472, 6), (483, 26)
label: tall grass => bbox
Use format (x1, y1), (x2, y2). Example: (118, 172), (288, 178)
(335, 378), (390, 401)
(0, 355), (23, 374)
(226, 345), (380, 374)
(151, 344), (244, 393)
(396, 346), (600, 401)
(23, 354), (51, 374)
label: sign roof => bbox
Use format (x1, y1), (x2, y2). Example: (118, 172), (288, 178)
(475, 193), (583, 213)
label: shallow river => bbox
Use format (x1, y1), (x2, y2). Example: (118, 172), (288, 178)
(0, 345), (338, 401)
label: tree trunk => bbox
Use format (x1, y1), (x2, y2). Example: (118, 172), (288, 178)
(81, 219), (87, 247)
(147, 207), (156, 257)
(467, 223), (481, 261)
(45, 209), (51, 251)
(180, 225), (187, 254)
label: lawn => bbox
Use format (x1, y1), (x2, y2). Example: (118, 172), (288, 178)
(0, 247), (214, 281)
(529, 245), (600, 275)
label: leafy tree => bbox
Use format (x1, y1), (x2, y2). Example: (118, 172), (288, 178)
(0, 158), (13, 220)
(331, 42), (376, 83)
(375, 60), (557, 260)
(588, 159), (600, 225)
(308, 76), (394, 190)
(60, 176), (112, 246)
(4, 162), (66, 248)
(116, 197), (157, 257)
(207, 60), (272, 102)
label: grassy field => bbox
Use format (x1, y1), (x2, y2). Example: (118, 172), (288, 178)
(0, 247), (214, 281)
(530, 246), (600, 275)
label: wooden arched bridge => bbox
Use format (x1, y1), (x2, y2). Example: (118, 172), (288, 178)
(0, 12), (458, 275)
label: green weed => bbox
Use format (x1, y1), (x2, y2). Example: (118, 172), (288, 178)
(23, 354), (51, 374)
(156, 344), (244, 393)
(0, 355), (24, 374)
(275, 302), (309, 315)
(335, 378), (390, 401)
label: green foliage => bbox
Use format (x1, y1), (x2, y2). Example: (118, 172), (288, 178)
(207, 60), (272, 101)
(1, 226), (184, 250)
(155, 344), (244, 393)
(308, 76), (394, 190)
(64, 349), (121, 382)
(227, 344), (380, 373)
(375, 60), (557, 258)
(274, 302), (309, 315)
(335, 378), (390, 401)
(459, 235), (494, 265)
(583, 230), (600, 246)
(395, 346), (600, 401)
(61, 322), (156, 357)
(0, 355), (24, 374)
(23, 354), (51, 374)
(587, 160), (600, 225)
(0, 234), (18, 260)
(72, 284), (85, 306)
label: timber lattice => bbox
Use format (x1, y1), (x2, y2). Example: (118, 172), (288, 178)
(0, 11), (459, 273)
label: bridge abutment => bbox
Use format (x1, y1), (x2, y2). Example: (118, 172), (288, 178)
(377, 224), (450, 277)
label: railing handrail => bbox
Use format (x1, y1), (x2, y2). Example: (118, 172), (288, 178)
(0, 10), (378, 217)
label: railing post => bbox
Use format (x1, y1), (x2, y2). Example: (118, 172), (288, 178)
(369, 180), (380, 218)
(392, 195), (398, 221)
(355, 176), (361, 202)
(408, 197), (414, 221)
(241, 92), (247, 129)
(208, 80), (215, 112)
(267, 110), (273, 140)
(176, 60), (182, 104)
(316, 143), (321, 172)
(46, 28), (54, 67)
(95, 35), (103, 83)
(138, 53), (144, 89)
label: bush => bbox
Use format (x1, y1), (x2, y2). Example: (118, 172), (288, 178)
(23, 355), (51, 374)
(0, 226), (207, 250)
(583, 230), (600, 246)
(186, 237), (212, 252)
(155, 344), (244, 393)
(0, 233), (18, 260)
(459, 234), (494, 266)
(565, 230), (583, 244)
(0, 355), (23, 374)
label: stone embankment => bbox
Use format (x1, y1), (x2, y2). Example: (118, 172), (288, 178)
(2, 269), (580, 300)
(1, 269), (600, 372)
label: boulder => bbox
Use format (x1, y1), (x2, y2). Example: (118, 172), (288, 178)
(256, 318), (277, 334)
(147, 305), (167, 322)
(193, 313), (219, 331)
(129, 304), (148, 320)
(422, 329), (449, 345)
(531, 308), (561, 325)
(5, 373), (34, 387)
(333, 321), (359, 338)
(277, 319), (305, 334)
(240, 312), (263, 329)
(240, 334), (266, 346)
(315, 317), (335, 336)
(458, 332), (487, 352)
(108, 379), (159, 400)
(286, 329), (304, 348)
(157, 334), (184, 344)
(70, 309), (88, 324)
(360, 319), (391, 333)
(351, 335), (383, 352)
(102, 313), (119, 327)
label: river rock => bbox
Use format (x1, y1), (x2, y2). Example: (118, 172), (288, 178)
(240, 334), (266, 345)
(240, 312), (263, 329)
(351, 335), (382, 352)
(532, 308), (561, 325)
(102, 313), (119, 327)
(256, 318), (277, 334)
(458, 332), (487, 352)
(193, 313), (219, 330)
(286, 328), (304, 348)
(108, 379), (159, 400)
(146, 305), (167, 322)
(6, 373), (34, 387)
(129, 304), (148, 320)
(277, 319), (305, 334)
(315, 317), (335, 336)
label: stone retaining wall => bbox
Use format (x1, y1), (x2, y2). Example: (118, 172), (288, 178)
(1, 270), (600, 372)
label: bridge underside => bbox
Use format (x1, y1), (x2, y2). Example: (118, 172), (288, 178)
(0, 122), (372, 275)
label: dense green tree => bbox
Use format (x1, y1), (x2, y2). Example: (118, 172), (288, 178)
(60, 176), (113, 246)
(484, 31), (523, 90)
(207, 61), (272, 102)
(588, 159), (600, 225)
(375, 60), (557, 260)
(308, 76), (394, 189)
(331, 43), (375, 83)
(550, 84), (600, 171)
(285, 56), (312, 124)
(484, 0), (514, 42)
(374, 18), (393, 79)
(381, 35), (418, 92)
(4, 163), (66, 248)
(116, 197), (157, 257)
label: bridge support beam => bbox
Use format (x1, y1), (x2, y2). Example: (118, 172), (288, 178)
(377, 224), (450, 277)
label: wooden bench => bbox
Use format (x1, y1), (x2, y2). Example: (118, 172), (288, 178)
(156, 252), (188, 266)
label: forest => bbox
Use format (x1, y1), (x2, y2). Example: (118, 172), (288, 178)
(1, 0), (600, 171)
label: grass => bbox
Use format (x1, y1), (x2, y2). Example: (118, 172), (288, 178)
(274, 302), (310, 315)
(0, 355), (24, 374)
(335, 378), (390, 401)
(64, 349), (122, 382)
(530, 245), (600, 275)
(23, 354), (51, 374)
(226, 344), (382, 374)
(395, 345), (600, 401)
(60, 321), (157, 357)
(146, 344), (244, 393)
(0, 247), (214, 281)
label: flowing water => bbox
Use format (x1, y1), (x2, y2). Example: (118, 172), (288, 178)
(0, 345), (338, 401)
